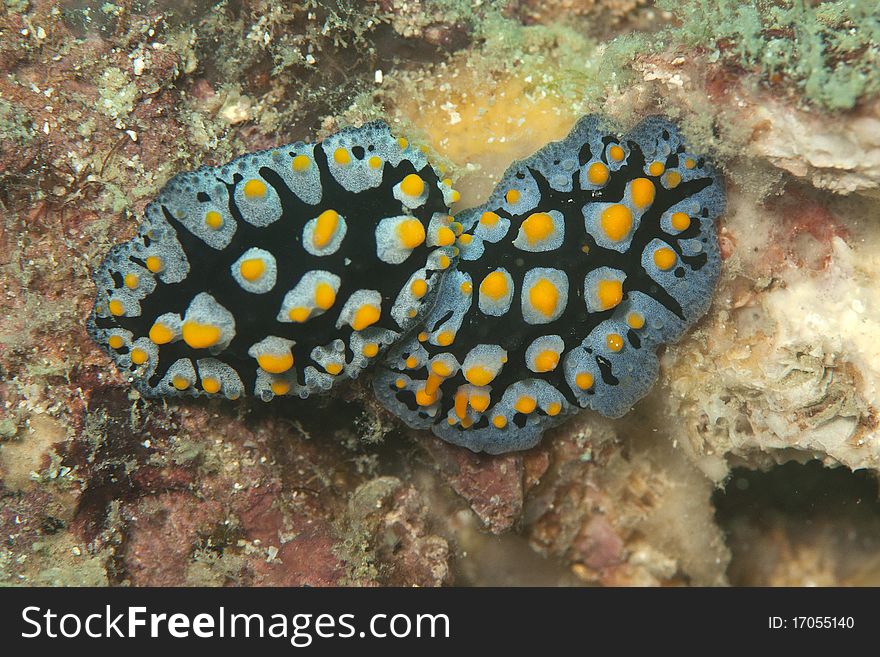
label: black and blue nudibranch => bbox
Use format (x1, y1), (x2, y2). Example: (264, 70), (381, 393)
(88, 115), (724, 454)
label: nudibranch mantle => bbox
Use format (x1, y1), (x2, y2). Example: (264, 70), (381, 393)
(89, 121), (456, 401)
(89, 115), (724, 454)
(372, 115), (724, 453)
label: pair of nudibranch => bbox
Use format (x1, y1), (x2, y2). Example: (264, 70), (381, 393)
(89, 115), (723, 453)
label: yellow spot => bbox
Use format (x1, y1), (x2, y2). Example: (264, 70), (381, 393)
(312, 209), (340, 249)
(458, 233), (473, 245)
(205, 210), (223, 230)
(145, 256), (163, 273)
(465, 366), (495, 387)
(325, 362), (343, 375)
(631, 178), (655, 209)
(438, 255), (451, 269)
(450, 222), (463, 236)
(514, 395), (537, 414)
(130, 348), (148, 365)
(351, 304), (381, 331)
(460, 416), (474, 429)
(257, 352), (294, 374)
(575, 372), (594, 390)
(182, 322), (221, 349)
(362, 343), (379, 358)
(108, 335), (124, 349)
(397, 218), (426, 249)
(368, 156), (382, 169)
(149, 322), (174, 345)
(460, 281), (473, 295)
(597, 279), (623, 310)
(410, 279), (428, 298)
(400, 174), (425, 197)
(684, 158), (696, 169)
(521, 212), (554, 244)
(333, 147), (351, 165)
(609, 145), (625, 161)
(270, 379), (290, 396)
(407, 308), (418, 318)
(405, 355), (419, 369)
(108, 299), (125, 316)
(172, 376), (190, 391)
(547, 402), (562, 416)
(415, 387), (438, 406)
(671, 212), (691, 231)
(436, 331), (454, 346)
(454, 388), (468, 420)
(442, 178), (452, 187)
(436, 226), (456, 246)
(450, 190), (461, 203)
(424, 368), (446, 392)
(424, 373), (447, 396)
(587, 162), (609, 186)
(314, 283), (336, 310)
(243, 178), (267, 199)
(480, 211), (500, 227)
(395, 378), (407, 389)
(606, 333), (624, 352)
(600, 204), (633, 241)
(397, 137), (408, 149)
(289, 307), (311, 323)
(664, 171), (682, 188)
(470, 393), (490, 413)
(417, 332), (428, 342)
(648, 161), (665, 177)
(431, 360), (452, 377)
(627, 312), (646, 330)
(581, 245), (590, 254)
(239, 258), (266, 282)
(202, 377), (221, 394)
(480, 271), (508, 300)
(124, 273), (139, 289)
(529, 278), (559, 317)
(492, 415), (508, 429)
(534, 349), (559, 372)
(505, 189), (520, 204)
(653, 247), (677, 271)
(292, 154), (311, 172)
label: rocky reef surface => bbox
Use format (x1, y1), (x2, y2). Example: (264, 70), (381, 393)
(1, 0), (879, 586)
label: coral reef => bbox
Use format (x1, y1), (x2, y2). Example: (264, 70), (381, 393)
(2, 0), (879, 586)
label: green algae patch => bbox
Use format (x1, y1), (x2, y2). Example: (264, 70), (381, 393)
(0, 98), (37, 144)
(658, 0), (880, 111)
(97, 67), (139, 121)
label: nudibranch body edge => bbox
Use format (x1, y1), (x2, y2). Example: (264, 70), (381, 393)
(89, 114), (724, 454)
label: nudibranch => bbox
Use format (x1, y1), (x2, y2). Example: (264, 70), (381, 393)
(89, 115), (724, 454)
(372, 116), (724, 452)
(88, 122), (456, 401)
